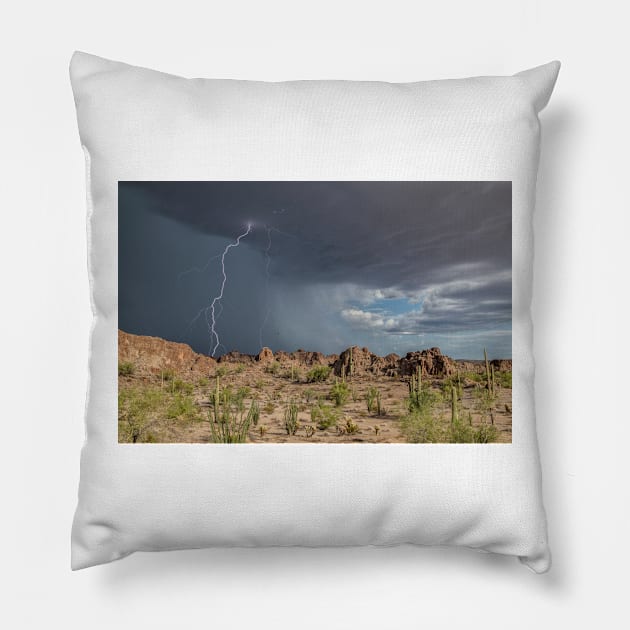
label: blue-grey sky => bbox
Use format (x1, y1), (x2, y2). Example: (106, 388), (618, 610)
(118, 181), (511, 359)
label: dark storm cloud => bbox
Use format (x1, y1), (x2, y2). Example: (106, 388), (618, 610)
(118, 182), (511, 358)
(122, 181), (510, 287)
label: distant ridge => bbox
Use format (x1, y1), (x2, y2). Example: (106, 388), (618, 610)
(119, 330), (511, 378)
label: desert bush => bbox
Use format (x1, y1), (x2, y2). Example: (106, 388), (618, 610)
(366, 387), (383, 414)
(171, 379), (194, 395)
(208, 380), (258, 443)
(236, 385), (250, 400)
(306, 365), (331, 383)
(440, 374), (463, 401)
(473, 387), (498, 424)
(282, 365), (301, 382)
(366, 387), (378, 413)
(265, 361), (281, 375)
(408, 385), (440, 413)
(215, 366), (229, 378)
(118, 386), (166, 443)
(472, 422), (499, 443)
(160, 369), (175, 382)
(167, 391), (201, 422)
(303, 424), (315, 438)
(284, 401), (299, 435)
(329, 381), (350, 407)
(118, 361), (135, 376)
(447, 417), (499, 443)
(400, 408), (446, 443)
(495, 370), (512, 389)
(463, 371), (484, 384)
(311, 404), (338, 430)
(248, 399), (260, 427)
(263, 401), (276, 414)
(234, 363), (246, 374)
(344, 418), (359, 434)
(197, 377), (209, 388)
(448, 418), (475, 443)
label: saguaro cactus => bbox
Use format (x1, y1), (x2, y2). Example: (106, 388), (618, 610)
(451, 386), (458, 424)
(484, 348), (492, 393)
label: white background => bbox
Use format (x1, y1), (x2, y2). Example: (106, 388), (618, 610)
(1, 1), (628, 628)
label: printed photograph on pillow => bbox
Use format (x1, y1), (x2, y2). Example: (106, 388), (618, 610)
(118, 181), (512, 444)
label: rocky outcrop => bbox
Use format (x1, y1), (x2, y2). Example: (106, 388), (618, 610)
(217, 351), (255, 364)
(490, 359), (512, 372)
(454, 360), (484, 374)
(274, 349), (331, 366)
(119, 329), (509, 380)
(118, 330), (216, 376)
(399, 347), (455, 378)
(333, 346), (399, 378)
(256, 347), (274, 363)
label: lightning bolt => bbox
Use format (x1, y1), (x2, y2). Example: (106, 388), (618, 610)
(182, 215), (297, 356)
(208, 223), (252, 356)
(185, 224), (252, 356)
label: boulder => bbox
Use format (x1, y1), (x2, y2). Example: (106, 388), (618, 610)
(256, 347), (274, 363)
(490, 359), (512, 372)
(399, 347), (455, 378)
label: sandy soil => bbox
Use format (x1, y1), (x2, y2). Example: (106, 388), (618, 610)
(118, 361), (512, 444)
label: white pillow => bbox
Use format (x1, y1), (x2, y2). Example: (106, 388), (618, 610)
(70, 51), (559, 571)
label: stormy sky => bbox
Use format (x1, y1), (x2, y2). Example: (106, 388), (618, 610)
(118, 181), (512, 359)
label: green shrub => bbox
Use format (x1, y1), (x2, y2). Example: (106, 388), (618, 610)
(366, 387), (383, 414)
(207, 381), (257, 443)
(284, 401), (299, 435)
(400, 408), (446, 443)
(118, 361), (135, 376)
(118, 386), (167, 442)
(160, 369), (175, 382)
(463, 371), (484, 384)
(472, 422), (499, 443)
(311, 404), (338, 430)
(495, 370), (512, 389)
(408, 385), (440, 413)
(265, 361), (281, 375)
(171, 379), (194, 395)
(167, 392), (201, 422)
(306, 365), (331, 383)
(366, 387), (378, 413)
(448, 418), (475, 443)
(440, 374), (463, 401)
(473, 387), (498, 423)
(329, 381), (350, 407)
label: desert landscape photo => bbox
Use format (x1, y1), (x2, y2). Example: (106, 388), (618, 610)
(118, 181), (512, 444)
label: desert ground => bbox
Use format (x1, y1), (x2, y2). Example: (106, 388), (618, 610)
(118, 330), (512, 444)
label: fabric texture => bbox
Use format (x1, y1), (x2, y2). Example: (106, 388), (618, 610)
(70, 51), (559, 571)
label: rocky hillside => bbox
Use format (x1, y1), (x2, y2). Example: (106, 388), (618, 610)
(118, 330), (216, 376)
(119, 330), (511, 380)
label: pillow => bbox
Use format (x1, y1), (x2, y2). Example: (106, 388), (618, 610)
(70, 51), (559, 572)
